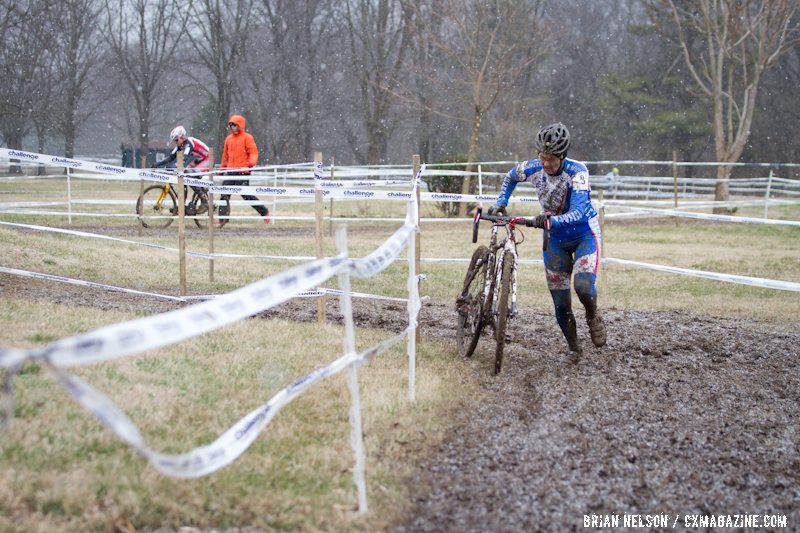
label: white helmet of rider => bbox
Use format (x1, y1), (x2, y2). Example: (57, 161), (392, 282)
(170, 125), (187, 142)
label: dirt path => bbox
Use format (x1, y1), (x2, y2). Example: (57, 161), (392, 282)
(398, 304), (800, 531)
(2, 274), (798, 531)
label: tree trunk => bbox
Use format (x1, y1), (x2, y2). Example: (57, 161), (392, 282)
(139, 112), (150, 169)
(36, 127), (47, 176)
(713, 164), (730, 207)
(458, 106), (482, 217)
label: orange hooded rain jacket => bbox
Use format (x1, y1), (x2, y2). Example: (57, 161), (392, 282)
(220, 115), (258, 172)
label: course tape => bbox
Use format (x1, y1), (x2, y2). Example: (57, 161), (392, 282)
(605, 257), (800, 292)
(209, 184), (539, 204)
(0, 254), (349, 369)
(0, 148), (196, 185)
(0, 148), (313, 185)
(44, 324), (412, 478)
(0, 164), (422, 479)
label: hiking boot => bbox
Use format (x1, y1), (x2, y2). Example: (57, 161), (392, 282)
(587, 315), (607, 347)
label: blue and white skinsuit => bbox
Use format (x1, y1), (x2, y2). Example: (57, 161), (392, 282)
(495, 157), (603, 351)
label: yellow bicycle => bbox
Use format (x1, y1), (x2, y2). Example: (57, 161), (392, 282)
(135, 183), (230, 229)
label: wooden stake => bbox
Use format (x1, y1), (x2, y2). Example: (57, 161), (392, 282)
(177, 153), (186, 296)
(329, 157), (335, 237)
(207, 148), (215, 282)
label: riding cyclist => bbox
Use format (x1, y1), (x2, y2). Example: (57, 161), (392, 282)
(489, 122), (607, 363)
(154, 126), (212, 203)
(155, 125), (211, 174)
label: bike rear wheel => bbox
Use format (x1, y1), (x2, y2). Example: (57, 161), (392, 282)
(137, 185), (176, 228)
(494, 250), (514, 375)
(457, 245), (490, 358)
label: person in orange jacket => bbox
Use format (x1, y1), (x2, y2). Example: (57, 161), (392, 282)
(218, 114), (269, 224)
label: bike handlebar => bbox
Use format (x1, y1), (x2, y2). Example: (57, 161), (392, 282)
(472, 207), (549, 251)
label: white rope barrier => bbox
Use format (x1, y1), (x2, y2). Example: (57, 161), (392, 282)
(0, 266), (189, 302)
(0, 245), (416, 482)
(604, 205), (800, 226)
(604, 258), (800, 292)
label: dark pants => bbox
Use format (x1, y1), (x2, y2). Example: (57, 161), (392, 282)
(220, 173), (268, 217)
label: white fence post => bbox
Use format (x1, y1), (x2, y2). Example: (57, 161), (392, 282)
(335, 226), (368, 513)
(764, 170), (774, 219)
(66, 167), (72, 225)
(407, 157), (421, 403)
(314, 152), (326, 324)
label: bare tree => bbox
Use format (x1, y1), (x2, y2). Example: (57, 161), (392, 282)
(404, 0), (545, 216)
(247, 0), (331, 163)
(47, 0), (105, 159)
(187, 0), (255, 156)
(0, 0), (54, 172)
(339, 0), (408, 164)
(105, 0), (189, 167)
(663, 0), (800, 208)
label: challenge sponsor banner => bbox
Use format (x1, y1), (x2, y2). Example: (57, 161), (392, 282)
(2, 147), (545, 203)
(0, 148), (212, 185)
(350, 220), (416, 278)
(212, 184), (539, 204)
(318, 179), (414, 189)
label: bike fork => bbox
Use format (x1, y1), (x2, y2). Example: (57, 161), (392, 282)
(510, 252), (518, 319)
(493, 250), (519, 320)
(156, 184), (171, 209)
(491, 253), (504, 317)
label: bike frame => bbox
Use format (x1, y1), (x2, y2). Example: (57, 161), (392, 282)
(155, 183), (171, 210)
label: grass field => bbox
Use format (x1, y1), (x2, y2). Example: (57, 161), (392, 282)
(0, 176), (799, 531)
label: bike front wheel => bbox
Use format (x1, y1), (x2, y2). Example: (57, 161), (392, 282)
(456, 245), (490, 358)
(136, 185), (176, 228)
(494, 250), (514, 375)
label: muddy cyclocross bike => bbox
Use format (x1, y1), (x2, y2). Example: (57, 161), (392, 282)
(135, 170), (230, 229)
(456, 207), (545, 375)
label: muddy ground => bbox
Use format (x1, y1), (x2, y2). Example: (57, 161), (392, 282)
(2, 272), (799, 532)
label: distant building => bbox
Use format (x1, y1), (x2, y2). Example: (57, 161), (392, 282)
(121, 140), (171, 168)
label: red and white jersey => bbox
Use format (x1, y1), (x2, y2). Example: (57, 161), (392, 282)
(180, 137), (210, 172)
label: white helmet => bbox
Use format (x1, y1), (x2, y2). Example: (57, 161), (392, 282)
(170, 125), (187, 142)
